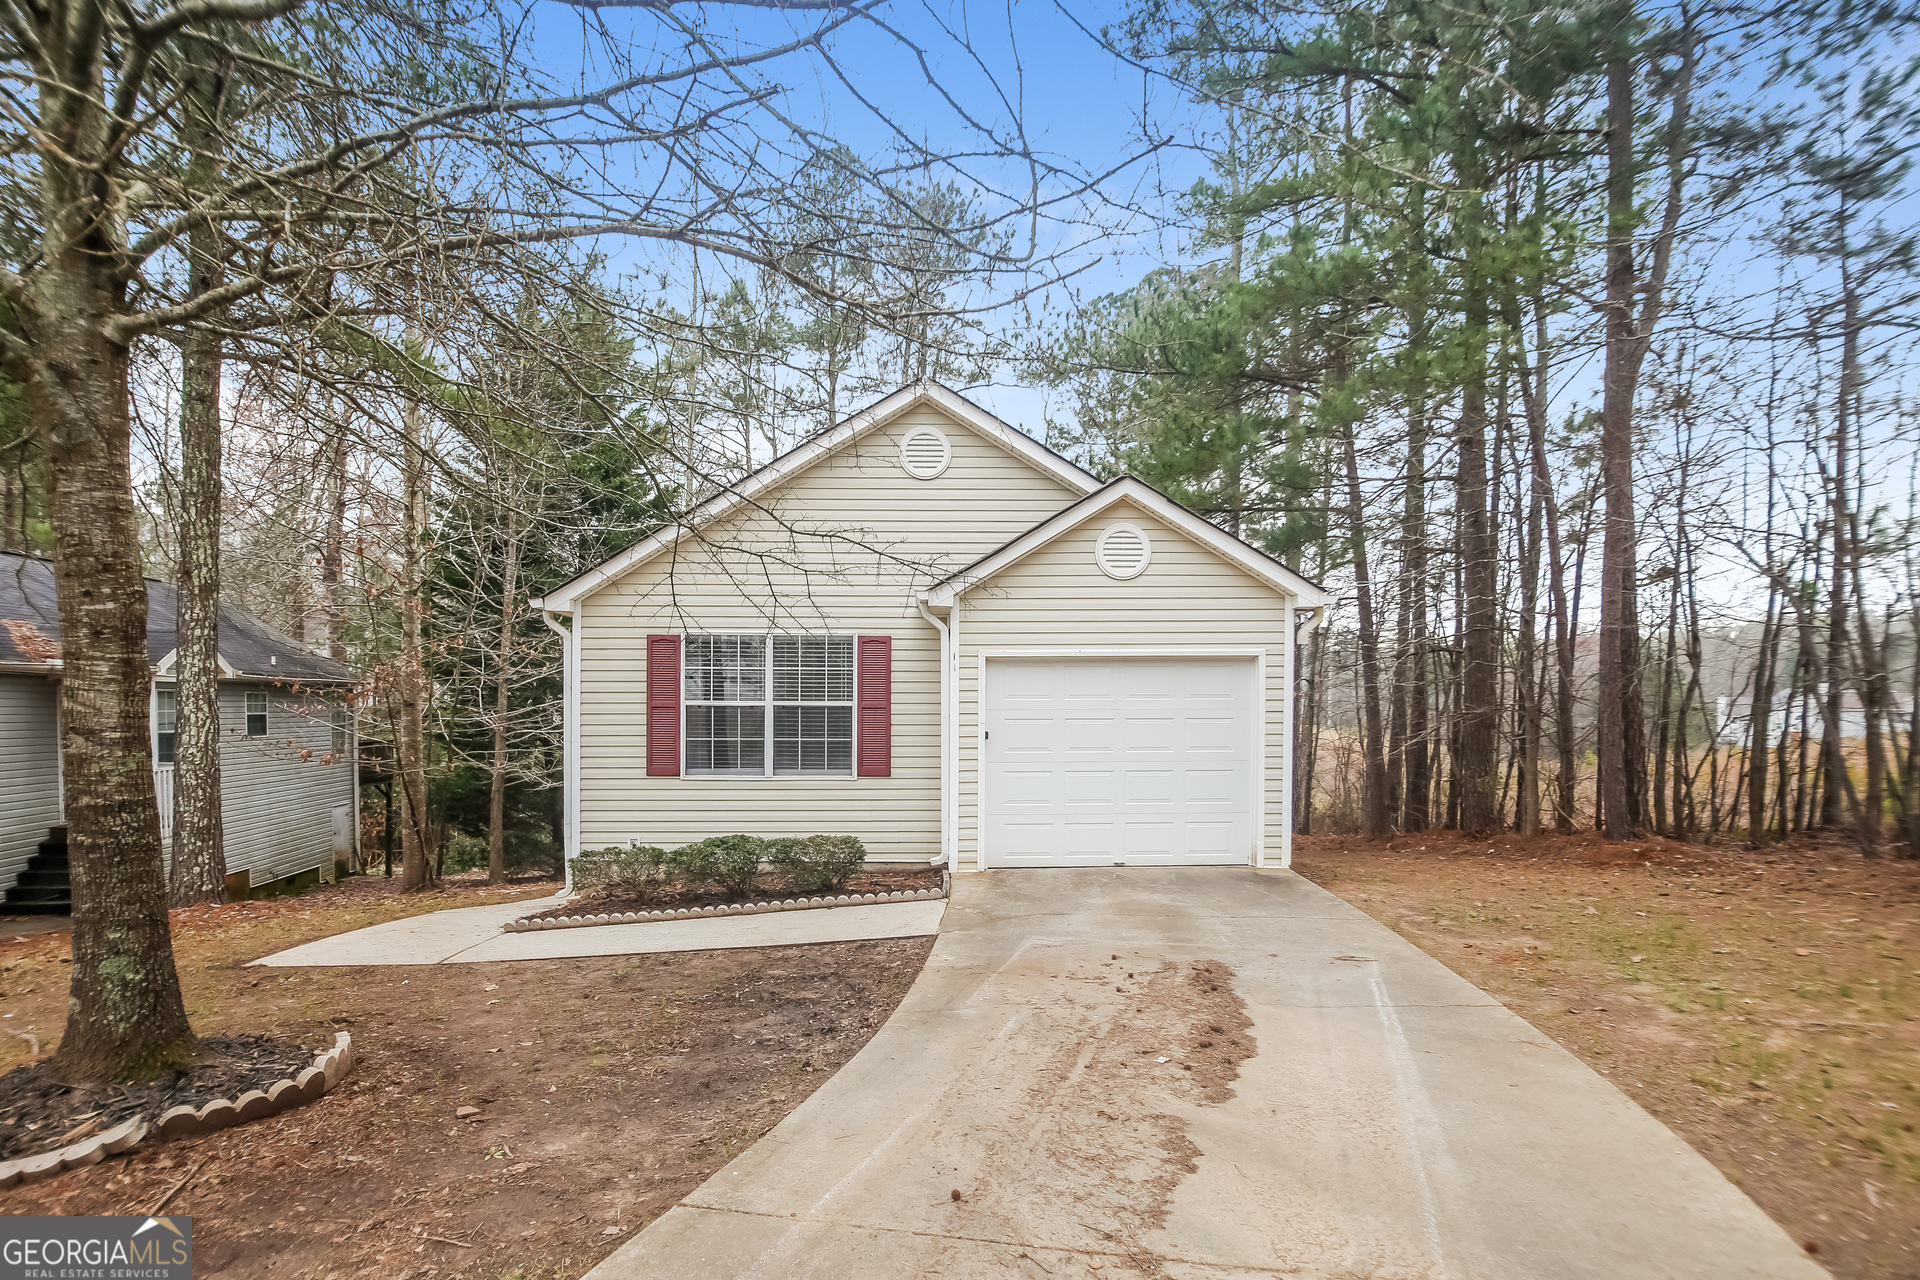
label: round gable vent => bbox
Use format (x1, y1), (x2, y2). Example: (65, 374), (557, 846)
(1095, 523), (1152, 580)
(898, 426), (952, 479)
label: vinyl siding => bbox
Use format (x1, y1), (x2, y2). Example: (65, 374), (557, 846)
(577, 402), (1082, 859)
(0, 674), (61, 893)
(158, 684), (354, 884)
(954, 498), (1295, 870)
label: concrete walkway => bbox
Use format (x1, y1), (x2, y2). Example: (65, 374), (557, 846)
(587, 868), (1825, 1280)
(250, 895), (946, 966)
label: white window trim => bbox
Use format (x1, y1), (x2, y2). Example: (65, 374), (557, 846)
(153, 681), (176, 769)
(681, 633), (857, 779)
(245, 688), (269, 737)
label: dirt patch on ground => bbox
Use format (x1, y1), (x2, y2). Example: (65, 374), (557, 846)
(0, 1033), (314, 1161)
(1, 874), (932, 1280)
(1295, 828), (1920, 1280)
(0, 872), (559, 1077)
(945, 954), (1256, 1278)
(537, 866), (944, 920)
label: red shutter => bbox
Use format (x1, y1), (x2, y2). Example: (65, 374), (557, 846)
(856, 635), (892, 778)
(646, 635), (681, 777)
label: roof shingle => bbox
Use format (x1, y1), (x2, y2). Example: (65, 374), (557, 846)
(0, 552), (358, 683)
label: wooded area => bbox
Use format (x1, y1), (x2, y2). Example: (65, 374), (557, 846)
(2, 0), (1915, 1081)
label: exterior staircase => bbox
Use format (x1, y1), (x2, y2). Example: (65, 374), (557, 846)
(3, 825), (71, 916)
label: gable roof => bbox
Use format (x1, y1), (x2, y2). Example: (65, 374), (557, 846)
(0, 551), (358, 683)
(532, 381), (1100, 613)
(920, 476), (1330, 609)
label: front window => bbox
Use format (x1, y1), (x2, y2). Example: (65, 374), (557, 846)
(683, 634), (854, 776)
(772, 636), (853, 774)
(331, 702), (348, 753)
(155, 689), (176, 764)
(245, 690), (268, 737)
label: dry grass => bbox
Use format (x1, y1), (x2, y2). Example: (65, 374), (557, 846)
(1296, 828), (1920, 1279)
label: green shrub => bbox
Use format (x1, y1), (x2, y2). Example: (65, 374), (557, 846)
(671, 834), (766, 899)
(442, 830), (489, 874)
(769, 834), (867, 894)
(572, 844), (672, 903)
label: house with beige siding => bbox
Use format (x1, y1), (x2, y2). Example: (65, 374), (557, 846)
(0, 551), (359, 912)
(532, 382), (1328, 874)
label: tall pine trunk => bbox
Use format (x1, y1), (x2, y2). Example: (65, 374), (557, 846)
(1455, 272), (1499, 831)
(321, 416), (349, 663)
(1597, 56), (1647, 839)
(10, 0), (197, 1083)
(39, 325), (196, 1079)
(397, 395), (434, 891)
(488, 505), (522, 885)
(169, 57), (230, 907)
(1400, 329), (1432, 833)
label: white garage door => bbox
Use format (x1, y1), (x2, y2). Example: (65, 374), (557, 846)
(984, 658), (1256, 867)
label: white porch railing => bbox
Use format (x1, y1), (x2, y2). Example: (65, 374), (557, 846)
(154, 766), (174, 842)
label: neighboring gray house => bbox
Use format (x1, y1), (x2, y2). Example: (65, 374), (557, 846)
(1717, 685), (1916, 747)
(532, 382), (1330, 874)
(1, 552), (359, 910)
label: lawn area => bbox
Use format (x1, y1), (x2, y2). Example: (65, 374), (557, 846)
(1, 873), (933, 1278)
(1295, 829), (1920, 1280)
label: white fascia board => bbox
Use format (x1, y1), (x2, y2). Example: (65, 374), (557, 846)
(536, 381), (1100, 612)
(923, 478), (1331, 609)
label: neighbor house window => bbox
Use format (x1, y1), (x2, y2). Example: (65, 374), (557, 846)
(331, 702), (348, 753)
(682, 634), (854, 776)
(245, 690), (268, 737)
(155, 689), (176, 764)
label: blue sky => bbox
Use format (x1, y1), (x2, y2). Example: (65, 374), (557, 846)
(519, 0), (1214, 434)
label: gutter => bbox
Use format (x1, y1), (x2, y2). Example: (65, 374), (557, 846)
(540, 607), (578, 894)
(1282, 604), (1326, 869)
(915, 599), (957, 871)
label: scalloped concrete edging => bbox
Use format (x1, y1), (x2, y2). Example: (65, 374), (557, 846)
(505, 874), (951, 933)
(0, 1031), (353, 1190)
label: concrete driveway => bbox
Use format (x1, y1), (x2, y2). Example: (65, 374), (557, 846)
(587, 869), (1825, 1280)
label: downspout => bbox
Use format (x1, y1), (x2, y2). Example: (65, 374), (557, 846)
(1284, 604), (1326, 869)
(541, 608), (577, 894)
(916, 600), (955, 869)
(351, 690), (362, 874)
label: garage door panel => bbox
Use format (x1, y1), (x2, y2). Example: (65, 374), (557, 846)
(986, 658), (1254, 867)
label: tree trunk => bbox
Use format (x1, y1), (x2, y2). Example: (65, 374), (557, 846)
(397, 395), (434, 891)
(1748, 595), (1778, 843)
(37, 324), (196, 1080)
(168, 58), (231, 908)
(1455, 273), (1499, 831)
(1340, 403), (1390, 837)
(321, 415), (349, 663)
(1597, 56), (1647, 839)
(488, 505), (523, 885)
(1654, 568), (1679, 836)
(1401, 351), (1432, 834)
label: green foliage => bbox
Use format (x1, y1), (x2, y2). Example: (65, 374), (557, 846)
(670, 835), (768, 899)
(0, 376), (50, 554)
(427, 765), (560, 874)
(768, 834), (868, 893)
(573, 844), (673, 903)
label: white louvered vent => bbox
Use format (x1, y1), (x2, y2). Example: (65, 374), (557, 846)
(1095, 523), (1152, 580)
(898, 426), (952, 479)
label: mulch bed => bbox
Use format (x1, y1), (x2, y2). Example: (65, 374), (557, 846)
(528, 865), (944, 921)
(1, 936), (935, 1279)
(0, 1033), (315, 1161)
